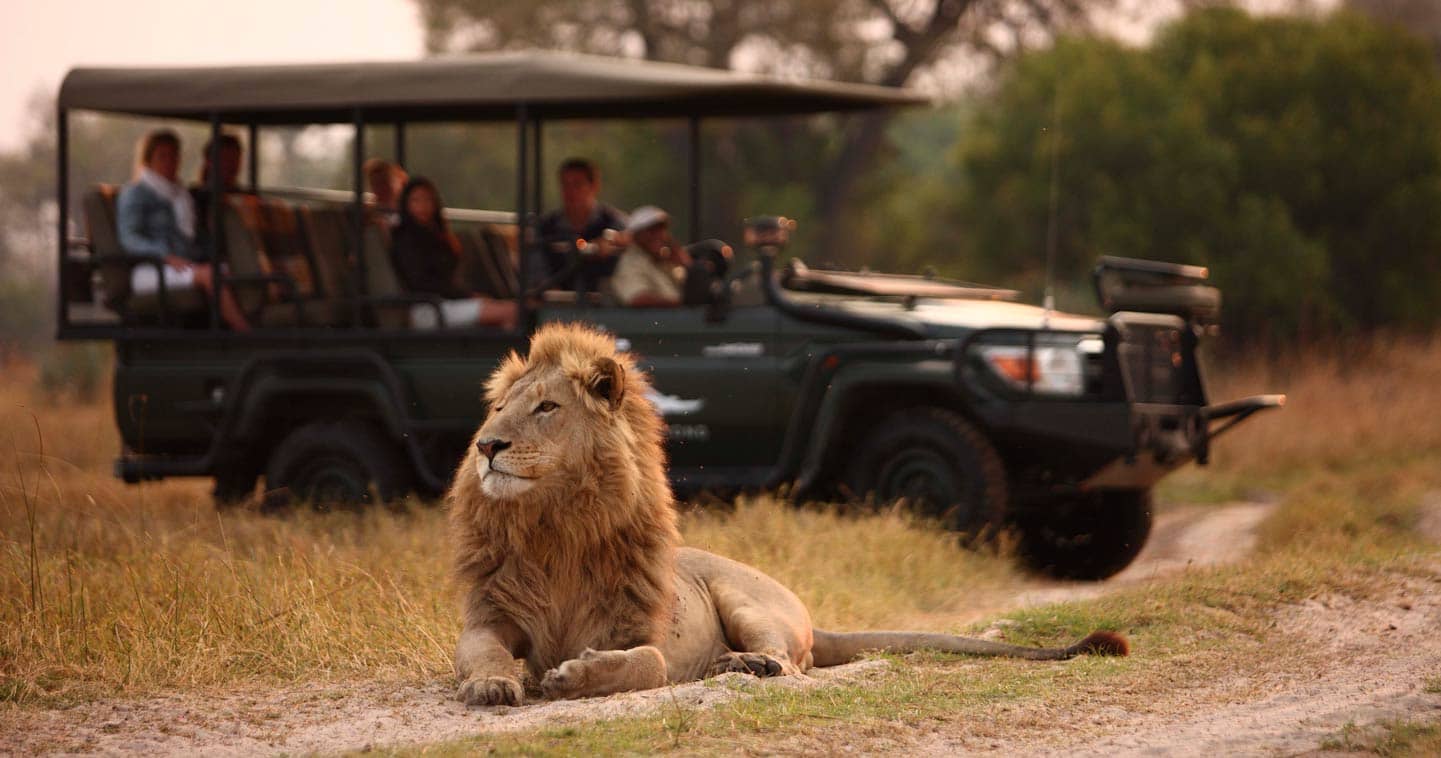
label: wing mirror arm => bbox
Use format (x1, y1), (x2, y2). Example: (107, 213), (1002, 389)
(743, 215), (794, 309)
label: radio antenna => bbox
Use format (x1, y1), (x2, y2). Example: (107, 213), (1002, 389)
(1042, 83), (1062, 326)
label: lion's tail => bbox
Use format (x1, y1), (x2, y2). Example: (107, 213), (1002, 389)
(809, 628), (1129, 667)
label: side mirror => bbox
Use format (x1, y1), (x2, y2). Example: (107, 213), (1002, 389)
(683, 239), (735, 321)
(743, 216), (795, 250)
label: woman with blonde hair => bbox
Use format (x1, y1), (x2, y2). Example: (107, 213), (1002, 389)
(115, 128), (249, 331)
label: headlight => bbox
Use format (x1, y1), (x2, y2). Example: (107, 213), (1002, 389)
(974, 334), (1102, 397)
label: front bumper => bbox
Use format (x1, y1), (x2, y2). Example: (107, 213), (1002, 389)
(1081, 393), (1285, 490)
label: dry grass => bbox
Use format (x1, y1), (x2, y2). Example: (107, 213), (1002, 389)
(0, 359), (1025, 705)
(1164, 334), (1441, 501)
(3, 335), (1441, 711)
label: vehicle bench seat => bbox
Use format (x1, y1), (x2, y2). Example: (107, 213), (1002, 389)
(230, 196), (356, 328)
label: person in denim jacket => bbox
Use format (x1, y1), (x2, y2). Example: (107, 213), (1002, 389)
(116, 129), (249, 331)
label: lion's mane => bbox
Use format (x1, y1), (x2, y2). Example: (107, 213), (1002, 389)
(445, 323), (681, 676)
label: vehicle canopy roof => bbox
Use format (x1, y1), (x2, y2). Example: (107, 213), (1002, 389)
(58, 50), (930, 124)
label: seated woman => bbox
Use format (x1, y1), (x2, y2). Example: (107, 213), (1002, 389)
(115, 129), (249, 331)
(390, 177), (517, 329)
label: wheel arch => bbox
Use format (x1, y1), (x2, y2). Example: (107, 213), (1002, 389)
(792, 363), (998, 498)
(212, 352), (443, 492)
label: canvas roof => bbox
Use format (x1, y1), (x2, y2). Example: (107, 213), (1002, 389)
(59, 50), (929, 124)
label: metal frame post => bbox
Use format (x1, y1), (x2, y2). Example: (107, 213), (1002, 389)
(247, 122), (259, 190)
(394, 121), (407, 169)
(351, 108), (368, 326)
(208, 113), (224, 330)
(515, 104), (529, 328)
(55, 106), (69, 333)
(531, 118), (543, 219)
(688, 116), (701, 242)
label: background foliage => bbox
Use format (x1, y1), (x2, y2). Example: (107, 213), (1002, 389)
(934, 7), (1441, 337)
(3, 4), (1441, 351)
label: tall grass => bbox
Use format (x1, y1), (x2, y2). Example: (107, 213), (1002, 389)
(1165, 335), (1441, 498)
(3, 337), (1440, 706)
(0, 360), (1025, 704)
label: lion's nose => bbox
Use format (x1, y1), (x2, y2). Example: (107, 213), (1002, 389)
(475, 437), (512, 461)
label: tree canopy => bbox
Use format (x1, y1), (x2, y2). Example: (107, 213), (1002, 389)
(941, 7), (1441, 338)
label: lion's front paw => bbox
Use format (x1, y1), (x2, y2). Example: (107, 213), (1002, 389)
(457, 675), (524, 707)
(540, 659), (588, 700)
(707, 652), (790, 678)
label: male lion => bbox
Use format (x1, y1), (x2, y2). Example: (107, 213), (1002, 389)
(448, 323), (1127, 706)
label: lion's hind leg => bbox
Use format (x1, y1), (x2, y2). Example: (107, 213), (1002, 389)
(707, 587), (812, 678)
(706, 650), (790, 678)
(540, 646), (668, 700)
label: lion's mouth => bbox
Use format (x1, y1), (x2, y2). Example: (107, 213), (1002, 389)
(485, 465), (536, 481)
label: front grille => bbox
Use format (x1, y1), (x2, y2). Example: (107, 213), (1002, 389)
(1115, 320), (1197, 405)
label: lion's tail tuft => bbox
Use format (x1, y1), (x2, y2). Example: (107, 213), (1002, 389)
(1066, 629), (1129, 657)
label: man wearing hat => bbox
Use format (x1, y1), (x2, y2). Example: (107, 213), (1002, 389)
(611, 205), (692, 307)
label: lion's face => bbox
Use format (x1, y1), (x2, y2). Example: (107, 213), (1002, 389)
(469, 353), (627, 501)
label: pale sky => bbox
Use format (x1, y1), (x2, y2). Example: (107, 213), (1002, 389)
(0, 0), (425, 151)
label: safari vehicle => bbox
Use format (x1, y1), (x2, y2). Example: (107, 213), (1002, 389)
(56, 52), (1281, 580)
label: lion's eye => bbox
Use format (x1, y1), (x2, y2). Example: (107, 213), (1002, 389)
(534, 400), (559, 414)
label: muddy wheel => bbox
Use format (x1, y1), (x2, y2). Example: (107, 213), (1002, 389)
(1016, 489), (1153, 581)
(846, 407), (1007, 536)
(264, 420), (411, 511)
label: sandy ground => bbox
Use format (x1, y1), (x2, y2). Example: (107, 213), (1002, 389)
(4, 498), (1439, 756)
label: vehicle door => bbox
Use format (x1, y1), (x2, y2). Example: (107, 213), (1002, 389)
(536, 301), (784, 483)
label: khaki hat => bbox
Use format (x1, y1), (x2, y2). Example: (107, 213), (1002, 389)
(625, 205), (670, 234)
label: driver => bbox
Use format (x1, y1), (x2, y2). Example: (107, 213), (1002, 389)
(610, 205), (691, 307)
(534, 157), (627, 291)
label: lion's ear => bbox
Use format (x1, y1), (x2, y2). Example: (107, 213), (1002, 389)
(586, 356), (625, 412)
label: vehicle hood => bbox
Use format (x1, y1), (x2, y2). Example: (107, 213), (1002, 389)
(791, 293), (1108, 336)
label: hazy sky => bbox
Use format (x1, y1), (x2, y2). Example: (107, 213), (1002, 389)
(0, 0), (424, 151)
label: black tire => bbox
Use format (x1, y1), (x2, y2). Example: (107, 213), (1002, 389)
(212, 467), (259, 508)
(845, 407), (1007, 536)
(1016, 489), (1153, 581)
(264, 420), (411, 511)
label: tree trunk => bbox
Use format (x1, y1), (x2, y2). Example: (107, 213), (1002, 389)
(811, 0), (975, 266)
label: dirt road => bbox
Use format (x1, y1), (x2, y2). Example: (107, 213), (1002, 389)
(6, 499), (1439, 756)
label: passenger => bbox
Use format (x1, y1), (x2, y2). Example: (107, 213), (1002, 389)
(391, 177), (517, 329)
(365, 158), (408, 227)
(611, 205), (691, 308)
(115, 129), (249, 331)
(189, 133), (244, 253)
(535, 157), (627, 291)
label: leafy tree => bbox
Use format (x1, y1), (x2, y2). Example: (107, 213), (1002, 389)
(1347, 0), (1441, 64)
(945, 8), (1441, 337)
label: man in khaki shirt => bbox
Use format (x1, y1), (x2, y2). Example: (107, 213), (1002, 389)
(610, 205), (692, 307)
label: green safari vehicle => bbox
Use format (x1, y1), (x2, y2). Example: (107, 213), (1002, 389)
(55, 52), (1281, 579)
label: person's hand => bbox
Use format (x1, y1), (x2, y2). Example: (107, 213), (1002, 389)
(656, 237), (690, 266)
(164, 256), (193, 273)
(668, 240), (692, 266)
(590, 229), (630, 257)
